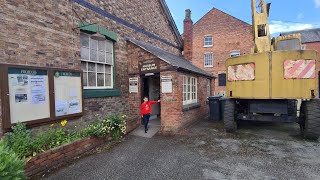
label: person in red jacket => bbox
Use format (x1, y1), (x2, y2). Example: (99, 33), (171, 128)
(141, 96), (160, 133)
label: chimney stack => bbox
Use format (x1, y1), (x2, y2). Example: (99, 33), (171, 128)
(183, 9), (193, 61)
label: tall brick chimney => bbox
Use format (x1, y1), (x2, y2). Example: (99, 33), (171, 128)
(183, 9), (193, 61)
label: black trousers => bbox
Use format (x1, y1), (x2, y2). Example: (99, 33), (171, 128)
(143, 114), (150, 130)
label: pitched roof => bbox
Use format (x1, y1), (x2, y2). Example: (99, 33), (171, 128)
(193, 7), (251, 28)
(280, 28), (320, 43)
(126, 37), (214, 78)
(159, 0), (183, 48)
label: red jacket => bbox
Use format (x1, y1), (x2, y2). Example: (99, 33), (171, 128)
(141, 101), (158, 115)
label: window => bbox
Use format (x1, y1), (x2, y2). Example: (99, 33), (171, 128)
(230, 50), (241, 57)
(301, 44), (306, 50)
(204, 53), (213, 67)
(80, 32), (114, 89)
(183, 76), (197, 105)
(204, 35), (213, 47)
(218, 73), (226, 86)
(207, 79), (211, 97)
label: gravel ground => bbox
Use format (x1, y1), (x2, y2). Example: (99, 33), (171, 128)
(42, 119), (320, 180)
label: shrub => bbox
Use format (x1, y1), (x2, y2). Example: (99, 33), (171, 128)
(0, 139), (26, 180)
(107, 114), (127, 139)
(5, 123), (33, 158)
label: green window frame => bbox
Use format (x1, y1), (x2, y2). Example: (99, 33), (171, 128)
(79, 22), (120, 98)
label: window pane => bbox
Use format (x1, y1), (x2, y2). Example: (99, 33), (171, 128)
(83, 72), (87, 87)
(188, 77), (190, 85)
(97, 73), (104, 87)
(91, 39), (98, 49)
(97, 64), (104, 73)
(81, 62), (87, 71)
(105, 74), (112, 86)
(98, 51), (105, 63)
(106, 40), (113, 53)
(88, 62), (96, 72)
(183, 85), (186, 93)
(88, 72), (96, 87)
(187, 93), (190, 100)
(106, 53), (113, 65)
(187, 84), (190, 92)
(90, 49), (97, 62)
(80, 47), (89, 60)
(80, 33), (89, 47)
(105, 65), (111, 74)
(98, 41), (105, 51)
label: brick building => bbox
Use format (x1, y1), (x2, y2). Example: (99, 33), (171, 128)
(0, 0), (213, 136)
(183, 8), (254, 95)
(280, 28), (320, 54)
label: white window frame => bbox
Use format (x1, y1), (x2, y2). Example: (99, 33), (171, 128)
(230, 50), (241, 57)
(183, 76), (198, 105)
(204, 53), (213, 67)
(203, 35), (213, 47)
(80, 32), (114, 89)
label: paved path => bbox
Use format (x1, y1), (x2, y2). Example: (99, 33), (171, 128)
(43, 120), (320, 180)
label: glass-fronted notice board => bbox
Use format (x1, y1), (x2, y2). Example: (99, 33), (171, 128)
(54, 71), (83, 117)
(8, 68), (50, 123)
(1, 64), (83, 130)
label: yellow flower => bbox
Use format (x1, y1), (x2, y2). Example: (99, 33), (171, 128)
(50, 124), (54, 127)
(60, 120), (67, 127)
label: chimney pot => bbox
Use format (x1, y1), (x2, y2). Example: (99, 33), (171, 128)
(185, 9), (191, 20)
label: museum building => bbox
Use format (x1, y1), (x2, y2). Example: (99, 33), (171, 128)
(0, 0), (213, 136)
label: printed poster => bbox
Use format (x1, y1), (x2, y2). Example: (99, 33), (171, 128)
(30, 76), (47, 104)
(55, 100), (68, 116)
(68, 99), (81, 114)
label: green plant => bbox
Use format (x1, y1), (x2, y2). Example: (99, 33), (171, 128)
(0, 139), (26, 180)
(107, 114), (127, 139)
(5, 123), (33, 158)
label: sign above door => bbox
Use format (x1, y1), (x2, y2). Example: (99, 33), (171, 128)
(138, 59), (160, 74)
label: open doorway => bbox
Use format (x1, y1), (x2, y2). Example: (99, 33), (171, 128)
(141, 74), (161, 126)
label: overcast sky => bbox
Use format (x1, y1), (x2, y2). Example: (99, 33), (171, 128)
(166, 0), (320, 36)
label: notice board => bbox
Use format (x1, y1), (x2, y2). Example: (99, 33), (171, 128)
(54, 71), (83, 117)
(1, 64), (83, 131)
(8, 68), (50, 123)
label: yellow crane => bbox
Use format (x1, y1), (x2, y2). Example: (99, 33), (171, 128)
(223, 0), (320, 140)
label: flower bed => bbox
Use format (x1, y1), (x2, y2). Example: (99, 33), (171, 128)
(25, 135), (111, 177)
(1, 114), (127, 179)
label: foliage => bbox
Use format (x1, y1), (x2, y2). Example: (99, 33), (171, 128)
(4, 114), (127, 158)
(5, 123), (33, 158)
(0, 139), (26, 180)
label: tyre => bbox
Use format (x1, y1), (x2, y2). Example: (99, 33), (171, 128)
(300, 100), (320, 140)
(223, 99), (237, 132)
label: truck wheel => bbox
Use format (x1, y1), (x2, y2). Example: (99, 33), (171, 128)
(223, 99), (237, 132)
(300, 100), (320, 140)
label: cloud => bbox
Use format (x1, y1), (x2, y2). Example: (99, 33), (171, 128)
(269, 20), (319, 34)
(297, 13), (304, 20)
(315, 0), (320, 8)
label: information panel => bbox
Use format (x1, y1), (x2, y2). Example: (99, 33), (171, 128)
(54, 71), (83, 117)
(8, 68), (50, 123)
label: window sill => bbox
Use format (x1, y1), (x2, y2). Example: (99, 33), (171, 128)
(182, 102), (201, 112)
(204, 66), (213, 68)
(203, 45), (213, 48)
(84, 89), (121, 99)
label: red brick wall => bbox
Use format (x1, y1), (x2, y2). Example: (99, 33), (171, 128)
(25, 136), (112, 177)
(191, 8), (254, 94)
(305, 42), (320, 54)
(0, 0), (181, 134)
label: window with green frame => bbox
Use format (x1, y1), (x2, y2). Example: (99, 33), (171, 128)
(80, 32), (114, 89)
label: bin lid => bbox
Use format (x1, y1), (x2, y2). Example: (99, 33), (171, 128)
(208, 96), (222, 100)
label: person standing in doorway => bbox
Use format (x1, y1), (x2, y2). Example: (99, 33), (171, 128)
(141, 96), (160, 133)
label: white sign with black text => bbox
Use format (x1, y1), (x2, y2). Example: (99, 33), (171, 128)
(161, 75), (173, 93)
(129, 77), (139, 93)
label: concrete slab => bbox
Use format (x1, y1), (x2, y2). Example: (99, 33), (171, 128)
(129, 125), (160, 138)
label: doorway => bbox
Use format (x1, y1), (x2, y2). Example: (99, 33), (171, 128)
(141, 74), (161, 126)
